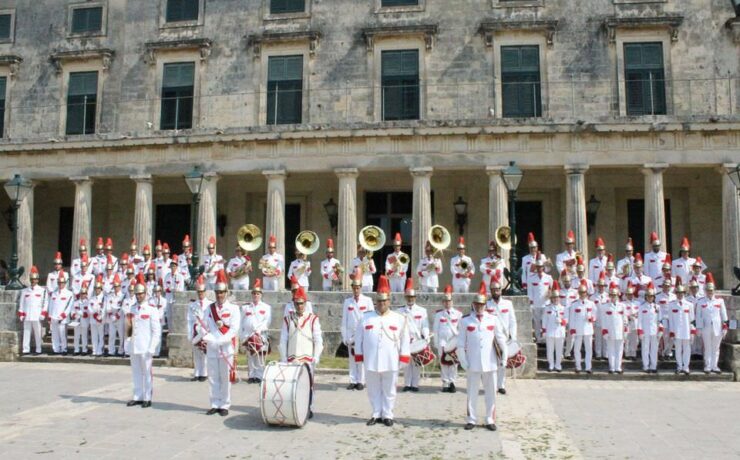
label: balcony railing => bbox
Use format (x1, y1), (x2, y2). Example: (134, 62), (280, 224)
(2, 77), (739, 144)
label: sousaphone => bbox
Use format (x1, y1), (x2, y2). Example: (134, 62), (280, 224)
(296, 230), (320, 255)
(237, 224), (263, 252)
(495, 226), (513, 251)
(427, 225), (451, 256)
(359, 225), (386, 253)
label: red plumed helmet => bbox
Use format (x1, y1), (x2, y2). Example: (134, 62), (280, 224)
(404, 278), (415, 297)
(376, 275), (391, 300)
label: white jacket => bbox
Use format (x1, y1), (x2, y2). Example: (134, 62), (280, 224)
(542, 302), (567, 338)
(18, 285), (48, 322)
(416, 256), (442, 289)
(203, 301), (241, 358)
(240, 301), (272, 340)
(340, 294), (373, 345)
(600, 302), (627, 340)
(486, 298), (517, 340)
(48, 288), (74, 322)
(668, 298), (695, 340)
(129, 301), (162, 355)
(355, 310), (410, 373)
(458, 312), (508, 373)
(696, 296), (728, 337)
(568, 298), (596, 336)
(432, 307), (462, 352)
(637, 301), (662, 336)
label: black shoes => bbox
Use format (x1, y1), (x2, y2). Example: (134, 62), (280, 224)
(141, 401), (151, 408)
(367, 417), (379, 426)
(347, 383), (356, 390)
(449, 383), (456, 393)
(308, 411), (314, 419)
(199, 376), (207, 382)
(190, 377), (199, 382)
(218, 409), (228, 416)
(464, 423), (474, 430)
(126, 400), (142, 407)
(497, 388), (506, 395)
(441, 386), (449, 393)
(356, 383), (365, 391)
(382, 418), (394, 427)
(402, 386), (412, 392)
(206, 408), (219, 415)
(410, 387), (419, 393)
(485, 424), (497, 431)
(367, 417), (393, 427)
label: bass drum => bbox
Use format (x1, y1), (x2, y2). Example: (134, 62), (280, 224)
(260, 362), (312, 428)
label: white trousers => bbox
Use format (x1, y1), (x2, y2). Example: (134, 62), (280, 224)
(606, 338), (624, 372)
(531, 306), (543, 342)
(361, 285), (373, 293)
(641, 335), (659, 370)
(593, 323), (604, 358)
(50, 320), (67, 353)
(366, 370), (398, 419)
(262, 276), (279, 292)
(90, 322), (105, 355)
(452, 278), (470, 293)
(404, 362), (422, 387)
(231, 277), (250, 291)
(389, 277), (405, 293)
(193, 346), (207, 377)
(247, 353), (265, 379)
(661, 332), (674, 358)
(546, 337), (564, 370)
(466, 370), (497, 424)
(420, 285), (437, 293)
(22, 321), (42, 353)
(73, 321), (89, 352)
(702, 330), (722, 371)
(207, 356), (232, 409)
(130, 353), (154, 401)
(565, 332), (574, 356)
(674, 338), (691, 372)
(348, 347), (365, 384)
(691, 333), (704, 356)
(440, 364), (458, 385)
(625, 330), (639, 357)
(107, 318), (125, 354)
(573, 334), (593, 371)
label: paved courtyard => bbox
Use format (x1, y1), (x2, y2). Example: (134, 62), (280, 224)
(0, 362), (738, 459)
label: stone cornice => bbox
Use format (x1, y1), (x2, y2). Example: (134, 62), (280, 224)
(247, 30), (321, 58)
(362, 24), (438, 51)
(478, 19), (559, 47)
(144, 38), (212, 64)
(49, 48), (115, 74)
(0, 54), (22, 79)
(603, 15), (684, 43)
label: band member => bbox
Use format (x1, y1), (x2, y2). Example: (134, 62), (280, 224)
(458, 284), (507, 431)
(628, 254), (651, 301)
(656, 277), (677, 359)
(71, 255), (94, 298)
(89, 275), (106, 357)
(288, 248), (311, 290)
(187, 275), (210, 382)
(201, 270), (240, 416)
(129, 239), (143, 274)
(600, 282), (626, 374)
(590, 272), (608, 360)
(487, 274), (517, 394)
(71, 283), (90, 355)
(46, 252), (65, 294)
(450, 237), (475, 293)
(138, 244), (153, 276)
(573, 257), (594, 296)
(668, 279), (695, 375)
(480, 241), (504, 292)
(555, 230), (578, 278)
(226, 245), (251, 291)
(433, 285), (462, 393)
(144, 263), (157, 297)
(416, 242), (442, 293)
(149, 284), (168, 355)
(320, 239), (342, 291)
(240, 279), (272, 384)
(542, 281), (566, 372)
(17, 266), (48, 355)
(637, 283), (662, 373)
(520, 233), (541, 290)
(103, 255), (117, 294)
(617, 238), (635, 281)
(93, 237), (106, 276)
(203, 236), (224, 290)
(653, 256), (676, 291)
(105, 273), (125, 356)
(690, 258), (707, 298)
(385, 233), (409, 293)
(178, 235), (193, 283)
(279, 286), (323, 419)
(645, 231), (667, 281)
(588, 237), (608, 286)
(163, 256), (186, 314)
(696, 273), (728, 374)
(260, 235), (284, 292)
(126, 274), (161, 409)
(623, 282), (640, 360)
(568, 279), (596, 374)
(527, 257), (552, 344)
(283, 276), (314, 317)
(118, 253), (131, 279)
(350, 245), (376, 293)
(71, 238), (88, 282)
(672, 237), (698, 285)
(355, 276), (411, 427)
(156, 243), (171, 282)
(48, 272), (73, 355)
(104, 238), (118, 274)
(398, 279), (429, 393)
(340, 272), (373, 390)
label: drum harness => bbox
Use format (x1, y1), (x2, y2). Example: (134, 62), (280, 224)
(245, 302), (269, 367)
(403, 307), (434, 378)
(288, 312), (317, 364)
(195, 303), (237, 380)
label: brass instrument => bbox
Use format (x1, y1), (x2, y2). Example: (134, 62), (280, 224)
(460, 260), (470, 271)
(232, 258), (252, 279)
(360, 256), (373, 273)
(259, 258), (278, 277)
(495, 226), (513, 251)
(428, 225), (451, 258)
(398, 253), (410, 265)
(359, 225), (386, 253)
(333, 262), (344, 279)
(237, 224), (263, 252)
(294, 259), (309, 278)
(296, 230), (320, 255)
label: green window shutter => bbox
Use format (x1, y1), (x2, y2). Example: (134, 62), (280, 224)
(382, 50), (418, 77)
(166, 0), (199, 22)
(624, 42), (663, 70)
(163, 62), (195, 89)
(382, 0), (419, 6)
(268, 55), (303, 82)
(0, 77), (6, 102)
(72, 7), (103, 33)
(270, 0), (306, 14)
(68, 72), (98, 97)
(501, 46), (541, 118)
(624, 43), (666, 115)
(0, 14), (10, 39)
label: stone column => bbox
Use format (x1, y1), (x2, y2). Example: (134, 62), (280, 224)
(131, 174), (153, 251)
(410, 167), (433, 276)
(721, 163), (740, 289)
(263, 170), (286, 290)
(642, 163), (669, 254)
(196, 172), (219, 258)
(487, 165), (509, 268)
(336, 168), (358, 289)
(70, 176), (93, 258)
(565, 165), (589, 265)
(17, 183), (34, 284)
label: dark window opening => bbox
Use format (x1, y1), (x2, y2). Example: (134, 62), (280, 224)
(381, 49), (420, 121)
(501, 45), (541, 118)
(267, 55), (303, 125)
(66, 71), (98, 135)
(160, 62), (194, 130)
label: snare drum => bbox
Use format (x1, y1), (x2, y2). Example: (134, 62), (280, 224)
(412, 345), (436, 367)
(245, 333), (267, 356)
(260, 362), (312, 428)
(505, 339), (526, 369)
(409, 337), (429, 355)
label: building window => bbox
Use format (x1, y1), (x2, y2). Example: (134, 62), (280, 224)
(66, 71), (98, 135)
(71, 7), (103, 34)
(381, 49), (420, 121)
(624, 42), (666, 116)
(267, 55), (303, 125)
(0, 76), (6, 138)
(501, 45), (541, 118)
(166, 0), (199, 23)
(0, 14), (11, 40)
(160, 62), (194, 130)
(381, 0), (418, 6)
(270, 0), (306, 14)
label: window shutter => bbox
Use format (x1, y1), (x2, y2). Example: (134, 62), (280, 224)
(72, 8), (103, 33)
(382, 50), (418, 77)
(0, 14), (11, 39)
(163, 63), (195, 88)
(268, 56), (303, 82)
(0, 77), (6, 101)
(271, 0), (305, 14)
(68, 72), (98, 97)
(167, 0), (198, 22)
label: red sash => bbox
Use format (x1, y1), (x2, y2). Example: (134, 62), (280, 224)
(209, 303), (230, 334)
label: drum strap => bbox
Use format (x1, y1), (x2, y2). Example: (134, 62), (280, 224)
(403, 309), (423, 340)
(445, 310), (459, 337)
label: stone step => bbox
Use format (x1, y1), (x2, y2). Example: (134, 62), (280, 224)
(17, 354), (168, 367)
(536, 369), (734, 381)
(535, 357), (709, 371)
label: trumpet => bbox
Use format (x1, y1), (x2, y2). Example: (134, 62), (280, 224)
(459, 260), (470, 272)
(360, 256), (373, 273)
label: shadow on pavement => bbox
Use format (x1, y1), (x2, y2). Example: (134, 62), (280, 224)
(59, 394), (204, 413)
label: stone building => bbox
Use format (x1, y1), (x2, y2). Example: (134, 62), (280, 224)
(0, 0), (739, 289)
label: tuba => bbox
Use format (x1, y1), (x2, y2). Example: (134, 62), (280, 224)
(428, 225), (451, 256)
(237, 224), (263, 252)
(495, 226), (513, 251)
(296, 230), (320, 255)
(359, 225), (386, 253)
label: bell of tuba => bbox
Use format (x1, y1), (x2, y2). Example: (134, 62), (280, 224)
(296, 230), (320, 255)
(495, 226), (513, 251)
(359, 225), (386, 253)
(237, 224), (263, 252)
(428, 225), (451, 254)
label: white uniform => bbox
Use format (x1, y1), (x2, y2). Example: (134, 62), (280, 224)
(542, 301), (567, 371)
(590, 291), (608, 359)
(260, 253), (284, 291)
(616, 256), (634, 280)
(154, 256), (169, 283)
(644, 250), (667, 281)
(163, 271), (185, 328)
(480, 256), (504, 291)
(555, 250), (577, 278)
(637, 301), (662, 371)
(177, 251), (192, 283)
(623, 297), (641, 358)
(668, 298), (695, 372)
(458, 312), (508, 425)
(279, 311), (323, 411)
(397, 304), (430, 388)
(46, 270), (65, 294)
(202, 254), (225, 290)
(520, 252), (546, 290)
(656, 291), (676, 358)
(588, 255), (608, 286)
(47, 288), (74, 353)
(486, 298), (517, 390)
(696, 295), (728, 372)
(148, 294), (168, 355)
(600, 301), (627, 372)
(71, 297), (90, 353)
(416, 256), (442, 292)
(239, 300), (272, 379)
(385, 251), (409, 293)
(354, 310), (411, 420)
(128, 300), (162, 403)
(450, 255), (475, 293)
(629, 273), (652, 301)
(203, 301), (241, 410)
(105, 291), (125, 355)
(18, 285), (48, 354)
(568, 298), (596, 372)
(93, 254), (107, 276)
(226, 256), (251, 290)
(350, 257), (376, 293)
(341, 294), (374, 385)
(88, 293), (106, 356)
(288, 259), (312, 290)
(432, 307), (463, 388)
(283, 300), (314, 318)
(527, 273), (552, 342)
(187, 297), (211, 378)
(671, 257), (695, 286)
(691, 273), (707, 298)
(320, 257), (341, 291)
(71, 269), (94, 298)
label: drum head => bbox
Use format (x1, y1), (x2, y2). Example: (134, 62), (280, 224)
(260, 362), (311, 428)
(293, 363), (311, 427)
(409, 338), (429, 354)
(507, 339), (521, 356)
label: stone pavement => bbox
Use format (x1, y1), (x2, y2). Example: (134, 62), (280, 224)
(0, 363), (738, 460)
